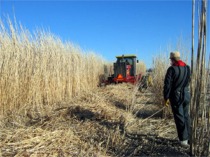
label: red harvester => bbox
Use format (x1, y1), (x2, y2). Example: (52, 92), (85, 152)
(103, 54), (142, 85)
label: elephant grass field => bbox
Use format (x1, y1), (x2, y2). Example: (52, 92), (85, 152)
(0, 16), (209, 156)
(0, 19), (107, 116)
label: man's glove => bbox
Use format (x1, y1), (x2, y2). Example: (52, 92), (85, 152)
(165, 99), (170, 107)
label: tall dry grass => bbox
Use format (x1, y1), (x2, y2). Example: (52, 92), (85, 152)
(150, 54), (170, 117)
(0, 19), (106, 119)
(136, 61), (146, 75)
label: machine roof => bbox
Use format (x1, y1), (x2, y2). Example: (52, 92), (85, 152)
(116, 55), (137, 58)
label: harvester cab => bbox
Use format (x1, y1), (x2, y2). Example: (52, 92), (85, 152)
(106, 55), (141, 84)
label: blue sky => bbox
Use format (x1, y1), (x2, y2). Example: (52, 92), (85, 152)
(0, 0), (209, 68)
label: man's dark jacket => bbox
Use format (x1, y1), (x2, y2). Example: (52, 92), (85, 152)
(164, 60), (191, 105)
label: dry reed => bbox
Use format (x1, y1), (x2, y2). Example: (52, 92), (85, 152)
(150, 54), (170, 117)
(136, 61), (146, 75)
(190, 0), (209, 156)
(0, 19), (107, 118)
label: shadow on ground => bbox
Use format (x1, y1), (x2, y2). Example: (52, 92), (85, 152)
(66, 106), (125, 131)
(115, 133), (191, 157)
(135, 109), (163, 119)
(114, 101), (127, 110)
(65, 106), (190, 157)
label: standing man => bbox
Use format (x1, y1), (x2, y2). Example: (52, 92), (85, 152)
(163, 51), (191, 146)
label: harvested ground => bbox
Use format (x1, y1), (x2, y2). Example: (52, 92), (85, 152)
(0, 84), (191, 157)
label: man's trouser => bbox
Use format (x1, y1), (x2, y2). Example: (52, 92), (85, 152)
(171, 97), (191, 141)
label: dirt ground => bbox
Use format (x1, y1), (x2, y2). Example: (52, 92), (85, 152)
(107, 88), (191, 157)
(0, 84), (192, 157)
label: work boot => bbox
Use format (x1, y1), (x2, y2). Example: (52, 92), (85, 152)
(180, 140), (189, 147)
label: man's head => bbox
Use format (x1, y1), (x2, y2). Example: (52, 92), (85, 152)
(170, 51), (180, 61)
